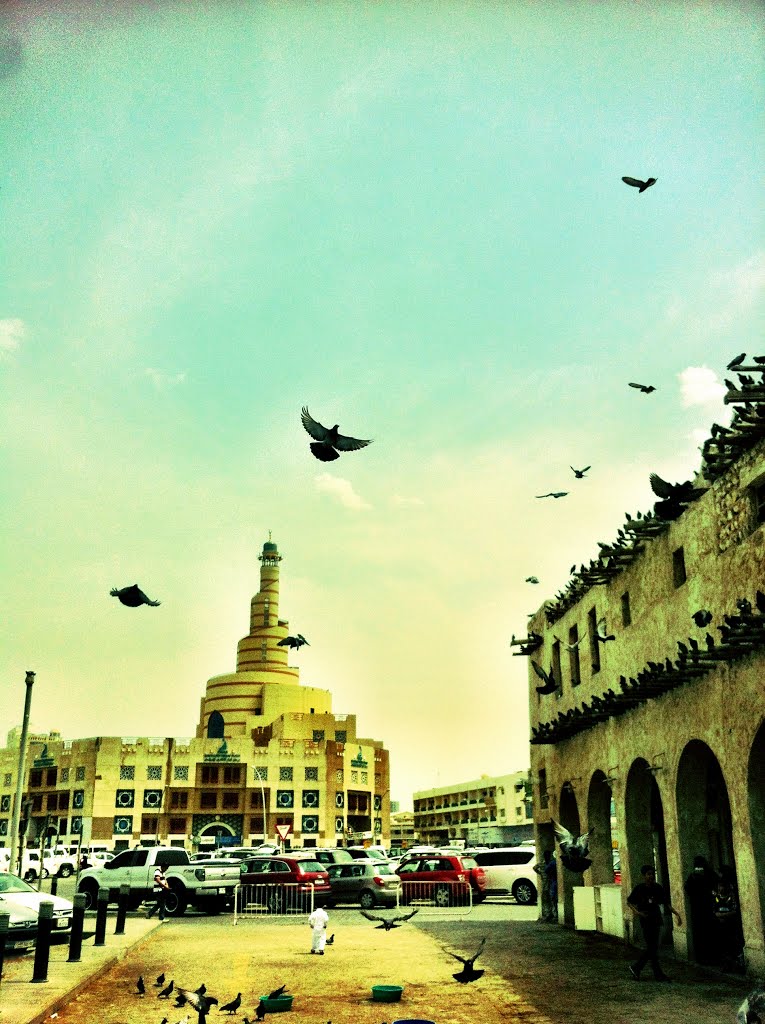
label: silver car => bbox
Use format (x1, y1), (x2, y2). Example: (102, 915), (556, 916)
(325, 860), (400, 909)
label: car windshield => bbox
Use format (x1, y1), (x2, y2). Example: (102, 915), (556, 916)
(0, 873), (35, 894)
(459, 857), (479, 869)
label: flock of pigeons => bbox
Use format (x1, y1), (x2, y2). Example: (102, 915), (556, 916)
(136, 974), (289, 1022)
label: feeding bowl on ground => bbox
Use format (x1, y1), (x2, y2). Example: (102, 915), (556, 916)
(258, 994), (294, 1012)
(371, 984), (404, 1003)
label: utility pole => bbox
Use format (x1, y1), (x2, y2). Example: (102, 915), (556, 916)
(9, 671), (36, 877)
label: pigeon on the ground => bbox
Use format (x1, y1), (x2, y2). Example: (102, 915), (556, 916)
(325, 933), (334, 945)
(450, 936), (487, 984)
(301, 407), (372, 462)
(553, 820), (594, 873)
(277, 634), (309, 649)
(621, 175), (657, 192)
(157, 979), (175, 998)
(727, 353), (746, 370)
(532, 662), (558, 695)
(267, 985), (287, 1000)
(628, 382), (656, 393)
(220, 993), (241, 1014)
(570, 466), (591, 478)
(154, 973), (166, 987)
(692, 609), (713, 628)
(174, 988), (218, 1013)
(136, 975), (145, 997)
(535, 491), (568, 499)
(195, 984), (206, 995)
(360, 908), (419, 930)
(525, 576), (540, 584)
(255, 1003), (266, 1022)
(111, 584), (161, 607)
(738, 987), (765, 1023)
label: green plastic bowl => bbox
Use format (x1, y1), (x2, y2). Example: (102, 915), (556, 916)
(258, 994), (294, 1013)
(371, 985), (404, 1003)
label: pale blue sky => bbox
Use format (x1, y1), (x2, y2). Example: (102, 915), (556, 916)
(1, 1), (763, 806)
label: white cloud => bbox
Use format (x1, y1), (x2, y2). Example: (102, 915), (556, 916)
(145, 367), (186, 390)
(390, 494), (425, 508)
(678, 365), (726, 408)
(314, 473), (371, 511)
(0, 318), (26, 359)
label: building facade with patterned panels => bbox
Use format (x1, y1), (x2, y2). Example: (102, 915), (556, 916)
(0, 538), (391, 853)
(413, 771), (534, 847)
(524, 373), (765, 977)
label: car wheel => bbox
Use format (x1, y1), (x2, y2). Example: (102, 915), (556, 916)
(512, 878), (538, 905)
(434, 885), (451, 908)
(79, 879), (99, 911)
(24, 869), (37, 882)
(58, 865), (73, 878)
(268, 889), (284, 914)
(359, 890), (376, 910)
(164, 884), (187, 917)
(42, 868), (50, 879)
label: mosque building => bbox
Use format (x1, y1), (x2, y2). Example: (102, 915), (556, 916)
(0, 537), (391, 852)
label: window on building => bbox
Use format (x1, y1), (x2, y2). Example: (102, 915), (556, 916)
(672, 546), (687, 588)
(168, 816), (186, 833)
(170, 790), (188, 809)
(119, 765), (135, 781)
(32, 794), (43, 812)
(312, 730), (325, 743)
(249, 791), (266, 808)
(621, 591), (632, 627)
(141, 815), (157, 832)
(222, 792), (239, 810)
(538, 769), (548, 810)
(200, 791), (217, 810)
(147, 765), (162, 780)
(46, 768), (57, 787)
(263, 598), (269, 626)
(201, 765), (219, 785)
(305, 766), (318, 781)
(58, 792), (69, 810)
(46, 793), (59, 811)
(335, 730), (347, 744)
(223, 765), (241, 785)
(261, 640), (267, 661)
(551, 639), (562, 692)
(587, 607), (601, 674)
(29, 769), (42, 788)
(75, 767), (85, 782)
(173, 765), (189, 781)
(254, 766), (268, 782)
(568, 625), (581, 686)
(279, 767), (293, 782)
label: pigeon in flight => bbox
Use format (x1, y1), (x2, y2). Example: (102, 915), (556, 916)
(301, 407), (372, 462)
(174, 988), (218, 1013)
(727, 353), (747, 370)
(532, 661), (558, 695)
(535, 492), (568, 499)
(525, 576), (540, 584)
(570, 466), (590, 479)
(157, 979), (175, 998)
(553, 634), (583, 652)
(267, 985), (288, 1000)
(628, 382), (656, 394)
(621, 175), (657, 192)
(220, 993), (242, 1014)
(360, 908), (419, 930)
(692, 609), (713, 628)
(553, 820), (594, 873)
(450, 936), (487, 984)
(596, 619), (615, 643)
(277, 634), (309, 650)
(111, 584), (161, 607)
(136, 975), (145, 997)
(737, 987), (765, 1024)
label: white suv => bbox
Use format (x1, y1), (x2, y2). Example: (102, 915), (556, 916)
(471, 847), (538, 905)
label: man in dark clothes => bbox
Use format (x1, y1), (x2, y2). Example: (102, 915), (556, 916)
(684, 855), (720, 965)
(627, 864), (682, 981)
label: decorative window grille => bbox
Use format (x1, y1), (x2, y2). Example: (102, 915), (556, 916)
(173, 765), (189, 781)
(114, 815), (133, 834)
(279, 767), (293, 782)
(116, 789), (135, 808)
(335, 769), (344, 784)
(334, 730), (347, 743)
(61, 768), (70, 783)
(143, 789), (163, 808)
(302, 815), (318, 833)
(302, 790), (320, 808)
(3, 773), (11, 786)
(276, 790), (294, 808)
(304, 766), (319, 781)
(147, 766), (162, 781)
(75, 767), (85, 782)
(361, 772), (368, 784)
(119, 765), (135, 781)
(312, 730), (325, 742)
(335, 793), (344, 808)
(350, 771), (358, 784)
(72, 790), (85, 809)
(254, 766), (268, 782)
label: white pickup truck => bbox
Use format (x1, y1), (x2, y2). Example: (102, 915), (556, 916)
(77, 846), (241, 916)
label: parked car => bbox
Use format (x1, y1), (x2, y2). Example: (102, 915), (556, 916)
(0, 891), (38, 952)
(238, 855), (332, 912)
(470, 847), (538, 905)
(305, 848), (356, 868)
(0, 872), (74, 934)
(42, 847), (78, 878)
(346, 846), (390, 865)
(325, 860), (400, 909)
(396, 853), (486, 907)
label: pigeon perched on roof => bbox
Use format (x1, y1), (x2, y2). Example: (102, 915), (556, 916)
(628, 382), (656, 393)
(553, 820), (594, 873)
(220, 993), (241, 1014)
(621, 175), (657, 192)
(301, 407), (372, 462)
(360, 908), (419, 930)
(570, 466), (591, 478)
(692, 609), (713, 628)
(277, 634), (309, 650)
(111, 585), (161, 607)
(450, 936), (487, 984)
(727, 353), (747, 370)
(738, 988), (765, 1023)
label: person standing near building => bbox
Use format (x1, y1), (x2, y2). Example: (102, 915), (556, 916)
(147, 863), (170, 921)
(308, 904), (329, 954)
(627, 864), (682, 982)
(684, 855), (720, 965)
(535, 850), (558, 923)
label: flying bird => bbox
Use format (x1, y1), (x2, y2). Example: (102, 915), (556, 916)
(628, 382), (656, 393)
(450, 936), (487, 984)
(111, 584), (161, 608)
(157, 979), (175, 998)
(727, 353), (747, 370)
(621, 175), (657, 192)
(525, 576), (540, 584)
(570, 466), (590, 479)
(553, 820), (594, 873)
(553, 634), (583, 652)
(692, 609), (713, 628)
(737, 987), (765, 1024)
(194, 984), (206, 996)
(535, 492), (568, 499)
(155, 973), (166, 987)
(173, 988), (218, 1013)
(595, 620), (616, 643)
(360, 908), (419, 930)
(220, 993), (242, 1014)
(267, 985), (288, 1000)
(301, 406), (372, 462)
(136, 975), (145, 997)
(277, 634), (309, 649)
(532, 661), (558, 695)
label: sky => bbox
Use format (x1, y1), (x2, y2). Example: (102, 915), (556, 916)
(1, 0), (763, 810)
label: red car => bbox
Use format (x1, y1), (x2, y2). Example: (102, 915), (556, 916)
(396, 853), (487, 907)
(238, 855), (332, 913)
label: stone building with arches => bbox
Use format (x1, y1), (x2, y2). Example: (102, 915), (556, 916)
(0, 537), (391, 854)
(526, 386), (765, 977)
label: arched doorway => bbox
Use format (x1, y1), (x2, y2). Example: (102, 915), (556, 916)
(558, 782), (583, 926)
(587, 770), (614, 885)
(624, 758), (671, 945)
(207, 711), (224, 739)
(747, 720), (765, 961)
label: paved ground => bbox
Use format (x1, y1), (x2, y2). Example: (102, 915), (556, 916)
(0, 900), (756, 1024)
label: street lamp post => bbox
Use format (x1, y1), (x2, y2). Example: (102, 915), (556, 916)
(9, 671), (36, 877)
